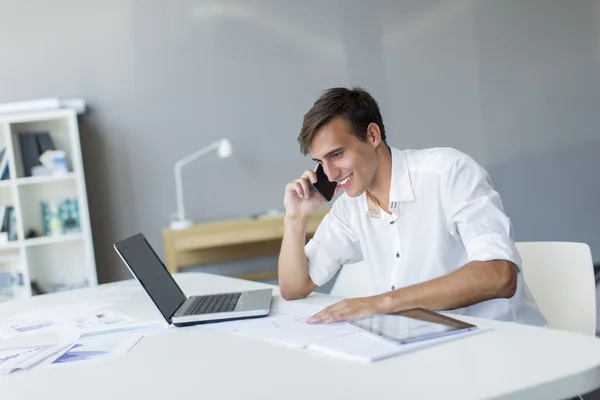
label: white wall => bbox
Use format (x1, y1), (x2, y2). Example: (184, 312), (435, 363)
(0, 0), (598, 283)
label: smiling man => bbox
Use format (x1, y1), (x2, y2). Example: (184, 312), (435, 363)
(278, 87), (546, 326)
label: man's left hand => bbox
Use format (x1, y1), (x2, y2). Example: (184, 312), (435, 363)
(306, 295), (387, 324)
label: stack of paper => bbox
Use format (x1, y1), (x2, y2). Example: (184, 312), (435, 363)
(0, 305), (135, 340)
(203, 296), (487, 362)
(0, 335), (143, 374)
(0, 303), (161, 374)
(0, 344), (72, 374)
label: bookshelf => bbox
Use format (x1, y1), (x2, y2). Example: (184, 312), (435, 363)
(0, 109), (96, 302)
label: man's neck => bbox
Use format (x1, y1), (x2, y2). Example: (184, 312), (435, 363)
(367, 145), (392, 213)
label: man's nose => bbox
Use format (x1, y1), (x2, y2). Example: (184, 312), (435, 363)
(322, 162), (339, 182)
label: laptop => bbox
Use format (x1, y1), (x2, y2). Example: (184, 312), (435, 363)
(113, 233), (273, 327)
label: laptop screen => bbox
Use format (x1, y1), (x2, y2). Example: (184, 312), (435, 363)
(114, 233), (187, 322)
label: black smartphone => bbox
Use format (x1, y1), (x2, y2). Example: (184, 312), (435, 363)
(311, 163), (337, 201)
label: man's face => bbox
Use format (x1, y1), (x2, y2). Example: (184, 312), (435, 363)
(308, 117), (379, 198)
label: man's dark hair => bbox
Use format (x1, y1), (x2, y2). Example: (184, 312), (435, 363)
(297, 87), (386, 155)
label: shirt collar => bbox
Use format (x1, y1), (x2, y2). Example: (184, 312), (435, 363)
(363, 147), (416, 215)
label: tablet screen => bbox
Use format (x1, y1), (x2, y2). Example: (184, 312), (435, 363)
(349, 308), (477, 344)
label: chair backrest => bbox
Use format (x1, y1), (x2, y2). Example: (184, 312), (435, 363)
(517, 241), (597, 335)
(331, 242), (597, 335)
(330, 261), (375, 298)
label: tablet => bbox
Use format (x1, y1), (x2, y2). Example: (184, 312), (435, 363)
(348, 308), (477, 344)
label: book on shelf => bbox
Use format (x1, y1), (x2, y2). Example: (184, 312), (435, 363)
(18, 132), (56, 177)
(0, 147), (9, 180)
(0, 206), (16, 243)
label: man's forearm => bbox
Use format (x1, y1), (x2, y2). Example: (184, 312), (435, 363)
(278, 217), (317, 300)
(381, 260), (518, 313)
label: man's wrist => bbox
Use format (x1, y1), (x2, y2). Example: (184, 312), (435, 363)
(284, 214), (310, 227)
(376, 291), (398, 314)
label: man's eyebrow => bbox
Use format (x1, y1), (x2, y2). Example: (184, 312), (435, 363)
(311, 147), (345, 162)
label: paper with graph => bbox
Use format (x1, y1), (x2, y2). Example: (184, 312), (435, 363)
(203, 296), (487, 361)
(50, 334), (142, 365)
(203, 296), (363, 347)
(0, 303), (134, 340)
(0, 343), (74, 374)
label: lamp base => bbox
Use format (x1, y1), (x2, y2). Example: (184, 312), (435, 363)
(170, 219), (193, 230)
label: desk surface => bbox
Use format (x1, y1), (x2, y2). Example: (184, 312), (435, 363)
(1, 273), (600, 400)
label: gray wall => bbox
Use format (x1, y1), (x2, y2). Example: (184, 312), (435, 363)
(0, 0), (598, 283)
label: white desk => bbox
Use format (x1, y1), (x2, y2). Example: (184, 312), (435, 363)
(1, 273), (600, 400)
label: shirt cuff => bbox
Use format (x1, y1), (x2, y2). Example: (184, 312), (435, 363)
(305, 239), (341, 287)
(465, 234), (522, 272)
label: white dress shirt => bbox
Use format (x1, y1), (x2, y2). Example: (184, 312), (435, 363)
(305, 146), (546, 326)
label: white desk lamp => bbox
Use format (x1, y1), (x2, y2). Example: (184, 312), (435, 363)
(171, 138), (233, 229)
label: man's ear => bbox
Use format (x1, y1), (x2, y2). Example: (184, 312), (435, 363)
(366, 123), (382, 148)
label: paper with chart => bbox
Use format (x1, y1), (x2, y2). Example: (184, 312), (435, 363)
(0, 334), (143, 374)
(0, 321), (148, 374)
(203, 296), (487, 361)
(50, 334), (142, 366)
(0, 302), (147, 373)
(79, 320), (170, 339)
(203, 296), (363, 347)
(0, 303), (134, 340)
(0, 343), (74, 374)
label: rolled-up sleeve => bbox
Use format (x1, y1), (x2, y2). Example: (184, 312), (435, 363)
(440, 156), (522, 271)
(305, 206), (363, 286)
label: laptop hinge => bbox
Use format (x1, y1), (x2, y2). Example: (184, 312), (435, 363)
(169, 298), (188, 323)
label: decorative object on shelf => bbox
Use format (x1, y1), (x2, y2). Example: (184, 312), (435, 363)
(30, 280), (45, 296)
(39, 149), (68, 176)
(25, 229), (39, 239)
(171, 138), (233, 229)
(41, 198), (80, 236)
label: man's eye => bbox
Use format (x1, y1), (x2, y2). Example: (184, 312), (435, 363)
(331, 152), (342, 160)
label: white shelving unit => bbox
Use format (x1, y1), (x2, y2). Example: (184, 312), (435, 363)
(0, 109), (96, 301)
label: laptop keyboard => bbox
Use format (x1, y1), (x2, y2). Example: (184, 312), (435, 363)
(187, 293), (242, 315)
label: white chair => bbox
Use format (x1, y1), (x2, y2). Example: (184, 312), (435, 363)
(517, 241), (597, 336)
(331, 242), (597, 336)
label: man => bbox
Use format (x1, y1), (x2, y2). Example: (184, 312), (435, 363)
(278, 87), (546, 326)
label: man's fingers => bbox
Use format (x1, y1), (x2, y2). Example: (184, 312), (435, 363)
(307, 302), (345, 324)
(302, 169), (318, 184)
(294, 177), (312, 199)
(286, 181), (305, 198)
(287, 172), (318, 201)
(307, 308), (332, 324)
(307, 307), (333, 324)
(323, 312), (342, 324)
(306, 312), (324, 324)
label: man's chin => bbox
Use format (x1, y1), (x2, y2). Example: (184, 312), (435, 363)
(344, 187), (364, 198)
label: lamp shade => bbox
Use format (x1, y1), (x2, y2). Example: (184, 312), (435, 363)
(217, 138), (233, 158)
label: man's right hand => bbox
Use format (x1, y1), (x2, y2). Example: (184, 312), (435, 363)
(284, 169), (336, 221)
(280, 169), (331, 300)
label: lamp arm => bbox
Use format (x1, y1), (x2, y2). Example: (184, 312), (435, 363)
(174, 141), (219, 222)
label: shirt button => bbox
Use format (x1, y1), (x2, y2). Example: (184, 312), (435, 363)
(391, 285), (396, 290)
(390, 221), (395, 225)
(396, 252), (400, 258)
